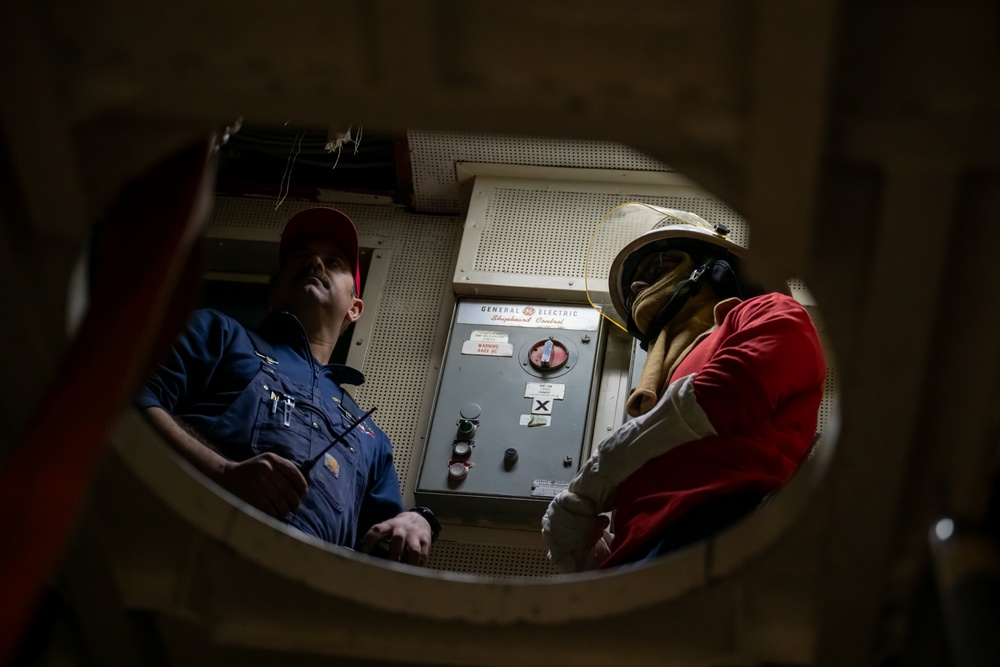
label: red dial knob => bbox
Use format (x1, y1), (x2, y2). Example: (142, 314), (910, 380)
(528, 338), (568, 371)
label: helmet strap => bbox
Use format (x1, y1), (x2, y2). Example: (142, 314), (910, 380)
(629, 261), (713, 351)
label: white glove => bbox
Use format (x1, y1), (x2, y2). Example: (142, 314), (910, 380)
(541, 492), (607, 572)
(542, 374), (715, 571)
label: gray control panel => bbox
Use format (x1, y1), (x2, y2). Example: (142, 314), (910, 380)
(415, 299), (604, 527)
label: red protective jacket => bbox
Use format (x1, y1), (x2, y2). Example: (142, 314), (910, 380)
(602, 292), (826, 567)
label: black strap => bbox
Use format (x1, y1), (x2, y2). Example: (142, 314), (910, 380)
(408, 506), (442, 542)
(628, 257), (744, 350)
(629, 264), (709, 350)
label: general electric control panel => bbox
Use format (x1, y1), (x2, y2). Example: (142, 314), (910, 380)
(415, 299), (604, 527)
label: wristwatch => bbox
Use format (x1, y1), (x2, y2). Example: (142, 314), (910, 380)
(408, 506), (441, 543)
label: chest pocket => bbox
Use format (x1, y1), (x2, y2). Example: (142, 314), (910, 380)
(248, 366), (359, 513)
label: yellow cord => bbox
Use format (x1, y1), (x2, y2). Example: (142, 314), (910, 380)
(584, 202), (637, 335)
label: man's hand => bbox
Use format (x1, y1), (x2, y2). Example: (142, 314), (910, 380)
(362, 511), (433, 566)
(215, 453), (309, 518)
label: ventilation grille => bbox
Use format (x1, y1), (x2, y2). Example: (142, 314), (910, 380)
(408, 131), (673, 214)
(471, 186), (748, 282)
(428, 541), (558, 578)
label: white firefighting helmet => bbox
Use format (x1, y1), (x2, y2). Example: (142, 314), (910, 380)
(587, 203), (748, 331)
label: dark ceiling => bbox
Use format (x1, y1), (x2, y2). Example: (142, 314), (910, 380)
(215, 125), (411, 204)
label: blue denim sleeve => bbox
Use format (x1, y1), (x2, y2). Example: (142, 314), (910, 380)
(353, 428), (405, 550)
(134, 309), (234, 413)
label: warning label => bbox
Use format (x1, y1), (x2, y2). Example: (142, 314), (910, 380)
(461, 340), (514, 357)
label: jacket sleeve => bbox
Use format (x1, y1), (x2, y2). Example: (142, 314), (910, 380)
(353, 430), (406, 550)
(542, 373), (715, 572)
(134, 309), (233, 414)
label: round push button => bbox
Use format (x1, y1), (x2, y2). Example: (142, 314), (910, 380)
(448, 462), (468, 481)
(457, 419), (476, 439)
(460, 403), (482, 420)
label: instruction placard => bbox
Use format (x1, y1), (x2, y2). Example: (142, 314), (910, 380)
(470, 330), (509, 342)
(531, 479), (570, 498)
(524, 382), (566, 400)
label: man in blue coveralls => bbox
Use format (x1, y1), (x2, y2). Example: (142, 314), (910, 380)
(138, 207), (438, 565)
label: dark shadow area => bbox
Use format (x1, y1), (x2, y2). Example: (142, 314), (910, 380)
(215, 125), (411, 205)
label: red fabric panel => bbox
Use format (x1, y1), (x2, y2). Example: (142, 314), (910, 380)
(0, 139), (215, 663)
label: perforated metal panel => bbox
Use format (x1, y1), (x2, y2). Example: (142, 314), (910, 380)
(482, 189), (748, 277)
(428, 541), (558, 579)
(787, 278), (839, 444)
(408, 130), (673, 213)
(458, 176), (748, 302)
(342, 212), (460, 495)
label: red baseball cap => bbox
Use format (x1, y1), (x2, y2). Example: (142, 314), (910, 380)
(279, 207), (361, 292)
